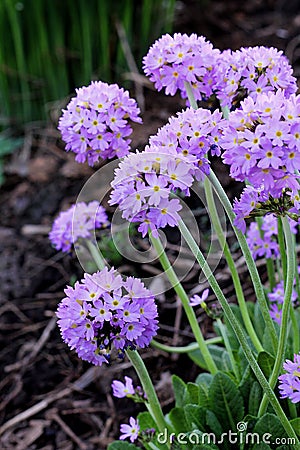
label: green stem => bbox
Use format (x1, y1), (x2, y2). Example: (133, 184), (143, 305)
(204, 178), (263, 353)
(151, 336), (223, 354)
(149, 232), (218, 375)
(85, 240), (106, 270)
(256, 217), (276, 290)
(177, 219), (299, 444)
(277, 217), (287, 282)
(184, 81), (198, 109)
(258, 216), (295, 417)
(208, 170), (278, 351)
(126, 349), (169, 441)
(217, 318), (240, 379)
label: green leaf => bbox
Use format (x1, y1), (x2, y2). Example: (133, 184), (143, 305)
(290, 418), (300, 437)
(253, 301), (266, 341)
(168, 407), (189, 434)
(257, 352), (275, 378)
(209, 372), (244, 431)
(205, 410), (223, 437)
(184, 404), (206, 431)
(108, 441), (140, 450)
(262, 323), (280, 357)
(248, 381), (262, 416)
(188, 345), (230, 371)
(195, 373), (213, 408)
(253, 413), (287, 441)
(185, 383), (200, 405)
(172, 375), (187, 408)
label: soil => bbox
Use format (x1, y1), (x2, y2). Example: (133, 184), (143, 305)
(1, 1), (300, 449)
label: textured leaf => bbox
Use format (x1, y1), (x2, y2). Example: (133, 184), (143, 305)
(257, 352), (275, 378)
(248, 381), (262, 416)
(172, 374), (187, 407)
(206, 410), (223, 437)
(253, 413), (287, 441)
(184, 404), (206, 431)
(290, 418), (300, 436)
(185, 383), (200, 405)
(188, 345), (231, 371)
(168, 407), (189, 434)
(209, 372), (244, 431)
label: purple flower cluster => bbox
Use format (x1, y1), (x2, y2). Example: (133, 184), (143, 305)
(120, 417), (140, 442)
(110, 107), (223, 236)
(246, 213), (298, 259)
(49, 201), (109, 252)
(222, 91), (300, 231)
(278, 353), (300, 403)
(143, 33), (220, 103)
(149, 107), (223, 160)
(56, 268), (158, 365)
(216, 46), (297, 108)
(58, 81), (142, 165)
(268, 280), (297, 325)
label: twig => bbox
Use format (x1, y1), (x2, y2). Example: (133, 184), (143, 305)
(115, 19), (145, 112)
(48, 411), (88, 450)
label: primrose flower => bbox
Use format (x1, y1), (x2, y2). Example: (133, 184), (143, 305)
(143, 33), (220, 104)
(110, 107), (224, 236)
(268, 280), (297, 325)
(222, 91), (300, 230)
(190, 289), (209, 307)
(120, 417), (140, 443)
(112, 376), (135, 398)
(278, 353), (300, 403)
(216, 46), (297, 109)
(56, 268), (158, 365)
(109, 149), (195, 237)
(49, 201), (109, 252)
(58, 81), (142, 165)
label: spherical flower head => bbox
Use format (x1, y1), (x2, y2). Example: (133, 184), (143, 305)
(120, 417), (140, 443)
(49, 201), (109, 252)
(216, 46), (297, 109)
(222, 91), (300, 229)
(109, 148), (197, 237)
(143, 33), (220, 103)
(58, 81), (142, 165)
(278, 353), (300, 403)
(56, 268), (159, 365)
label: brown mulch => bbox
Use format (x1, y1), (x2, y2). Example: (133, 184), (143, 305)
(1, 1), (300, 448)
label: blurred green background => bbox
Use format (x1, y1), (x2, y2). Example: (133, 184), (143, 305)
(0, 0), (176, 126)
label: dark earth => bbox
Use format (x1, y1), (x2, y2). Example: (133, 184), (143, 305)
(1, 1), (300, 448)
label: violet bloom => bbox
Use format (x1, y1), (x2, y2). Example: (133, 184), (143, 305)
(112, 376), (135, 398)
(190, 289), (209, 307)
(143, 33), (220, 104)
(278, 353), (300, 403)
(216, 46), (297, 109)
(56, 268), (159, 365)
(222, 91), (300, 230)
(49, 201), (109, 252)
(58, 81), (142, 165)
(120, 417), (140, 443)
(110, 107), (224, 237)
(268, 279), (297, 325)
